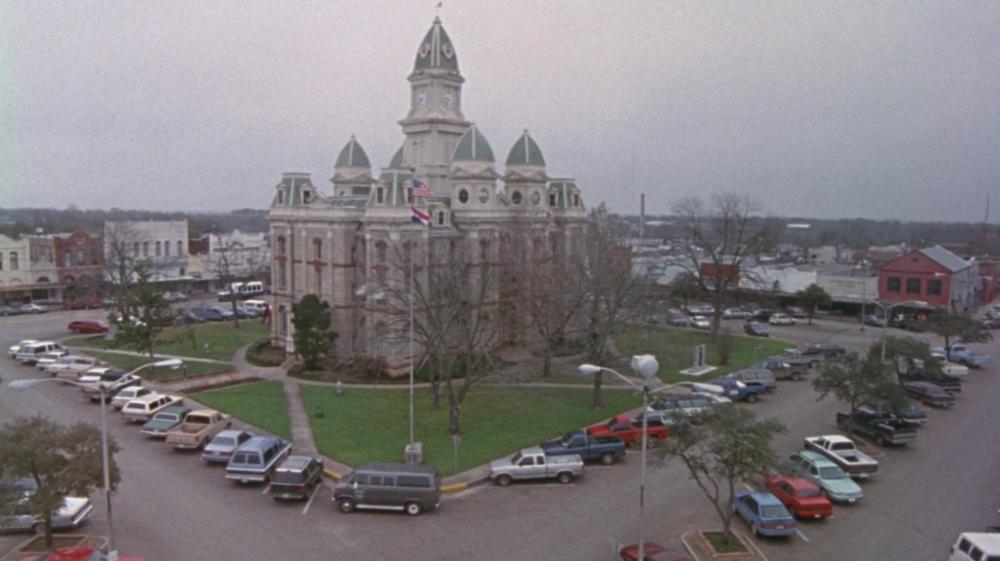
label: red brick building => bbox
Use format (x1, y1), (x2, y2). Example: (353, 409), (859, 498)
(54, 231), (104, 302)
(878, 245), (979, 313)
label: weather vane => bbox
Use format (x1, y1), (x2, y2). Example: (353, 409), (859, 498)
(436, 2), (443, 16)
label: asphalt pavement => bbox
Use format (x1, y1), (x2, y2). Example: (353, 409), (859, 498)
(1, 311), (997, 561)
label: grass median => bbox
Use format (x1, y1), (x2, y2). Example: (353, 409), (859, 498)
(195, 381), (292, 440)
(300, 385), (642, 474)
(85, 351), (232, 381)
(65, 321), (268, 361)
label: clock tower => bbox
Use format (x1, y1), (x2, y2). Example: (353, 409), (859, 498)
(399, 17), (471, 195)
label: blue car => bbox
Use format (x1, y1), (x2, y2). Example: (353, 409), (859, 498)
(733, 491), (797, 537)
(697, 377), (768, 402)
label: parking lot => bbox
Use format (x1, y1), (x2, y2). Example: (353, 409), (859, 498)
(1, 310), (998, 561)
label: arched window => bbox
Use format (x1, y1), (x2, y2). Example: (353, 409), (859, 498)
(9, 252), (18, 271)
(164, 242), (170, 256)
(64, 251), (71, 266)
(376, 242), (387, 264)
(313, 238), (323, 260)
(37, 276), (50, 284)
(142, 242), (149, 257)
(76, 249), (85, 265)
(177, 241), (184, 255)
(155, 241), (161, 257)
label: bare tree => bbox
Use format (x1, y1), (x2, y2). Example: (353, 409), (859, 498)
(102, 221), (144, 320)
(577, 204), (640, 409)
(211, 236), (243, 328)
(671, 193), (773, 338)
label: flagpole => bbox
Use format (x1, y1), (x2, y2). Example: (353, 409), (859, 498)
(408, 232), (415, 446)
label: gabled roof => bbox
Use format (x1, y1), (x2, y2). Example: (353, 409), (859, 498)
(918, 245), (970, 273)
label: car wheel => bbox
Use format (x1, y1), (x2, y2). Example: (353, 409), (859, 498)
(405, 501), (423, 516)
(338, 498), (356, 513)
(556, 471), (573, 484)
(32, 522), (44, 534)
(747, 393), (758, 403)
(751, 522), (760, 536)
(496, 474), (512, 487)
(876, 435), (888, 447)
(600, 452), (615, 465)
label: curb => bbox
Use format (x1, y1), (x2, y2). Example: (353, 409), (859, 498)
(681, 529), (771, 561)
(322, 468), (343, 481)
(440, 482), (468, 493)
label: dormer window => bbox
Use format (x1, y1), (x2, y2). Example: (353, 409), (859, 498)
(573, 194), (580, 207)
(277, 191), (285, 204)
(438, 211), (445, 225)
(549, 193), (557, 207)
(303, 191), (311, 203)
(377, 187), (385, 204)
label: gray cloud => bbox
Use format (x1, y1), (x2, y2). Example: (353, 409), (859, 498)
(2, 1), (998, 222)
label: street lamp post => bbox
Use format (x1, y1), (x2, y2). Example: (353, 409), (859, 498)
(578, 356), (722, 561)
(8, 358), (185, 559)
(870, 300), (927, 362)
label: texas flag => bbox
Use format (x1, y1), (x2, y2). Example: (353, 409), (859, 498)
(411, 205), (431, 226)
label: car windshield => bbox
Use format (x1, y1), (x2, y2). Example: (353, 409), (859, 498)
(510, 452), (522, 464)
(761, 505), (789, 518)
(797, 488), (822, 498)
(819, 467), (846, 479)
(212, 437), (234, 447)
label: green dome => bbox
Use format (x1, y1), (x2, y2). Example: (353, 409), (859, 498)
(506, 130), (546, 167)
(414, 17), (459, 72)
(335, 136), (371, 169)
(387, 144), (405, 169)
(452, 126), (494, 162)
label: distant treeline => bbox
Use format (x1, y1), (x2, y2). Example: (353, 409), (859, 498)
(0, 207), (268, 238)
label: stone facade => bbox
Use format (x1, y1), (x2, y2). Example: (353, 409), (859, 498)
(267, 18), (587, 371)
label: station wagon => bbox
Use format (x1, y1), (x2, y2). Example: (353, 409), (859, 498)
(226, 436), (292, 484)
(122, 394), (183, 423)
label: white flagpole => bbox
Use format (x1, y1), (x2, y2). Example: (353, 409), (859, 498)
(409, 234), (415, 446)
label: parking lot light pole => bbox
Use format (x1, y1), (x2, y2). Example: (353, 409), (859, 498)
(578, 356), (723, 561)
(871, 300), (927, 362)
(8, 358), (185, 559)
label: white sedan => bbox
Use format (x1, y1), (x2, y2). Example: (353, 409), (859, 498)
(769, 313), (797, 326)
(690, 315), (712, 329)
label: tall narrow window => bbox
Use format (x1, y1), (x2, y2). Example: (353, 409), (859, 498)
(165, 242), (170, 256)
(64, 251), (71, 266)
(133, 242), (140, 256)
(177, 241), (184, 255)
(76, 249), (85, 265)
(0, 252), (4, 270)
(377, 188), (384, 204)
(91, 248), (99, 265)
(10, 252), (18, 270)
(155, 241), (161, 257)
(142, 242), (149, 256)
(314, 238), (323, 260)
(377, 242), (387, 264)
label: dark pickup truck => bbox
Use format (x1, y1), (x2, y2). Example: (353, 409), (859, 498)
(898, 370), (962, 394)
(836, 411), (917, 447)
(541, 430), (626, 465)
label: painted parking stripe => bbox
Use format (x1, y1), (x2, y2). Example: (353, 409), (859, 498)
(302, 485), (321, 515)
(796, 529), (811, 543)
(260, 486), (269, 495)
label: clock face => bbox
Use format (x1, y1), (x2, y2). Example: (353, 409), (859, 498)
(416, 92), (427, 107)
(531, 191), (541, 206)
(478, 189), (489, 203)
(441, 93), (453, 110)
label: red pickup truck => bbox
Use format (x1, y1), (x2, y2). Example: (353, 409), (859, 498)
(587, 415), (668, 447)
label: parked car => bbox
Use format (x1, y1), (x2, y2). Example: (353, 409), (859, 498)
(76, 367), (127, 392)
(67, 319), (109, 334)
(768, 313), (796, 326)
(982, 317), (1000, 329)
(743, 322), (770, 337)
(0, 478), (93, 534)
(8, 339), (38, 359)
(0, 305), (20, 316)
(733, 491), (797, 537)
(670, 315), (693, 328)
(750, 308), (774, 322)
(202, 429), (255, 464)
(174, 310), (206, 325)
(165, 409), (231, 449)
(617, 543), (691, 561)
(110, 386), (154, 410)
(234, 305), (262, 319)
(723, 368), (777, 390)
(799, 343), (847, 360)
(189, 305), (234, 322)
(781, 450), (864, 503)
(646, 393), (731, 424)
(898, 369), (962, 394)
(763, 475), (833, 519)
(858, 399), (927, 426)
(803, 435), (879, 479)
(902, 381), (957, 408)
(161, 291), (188, 302)
(20, 546), (148, 561)
(63, 296), (103, 310)
(696, 377), (767, 402)
(933, 344), (990, 369)
(949, 532), (1000, 561)
(835, 411), (917, 446)
(44, 355), (99, 378)
(122, 393), (184, 423)
(540, 429), (626, 465)
(141, 405), (194, 438)
(226, 436), (292, 484)
(84, 372), (141, 402)
(489, 447), (583, 486)
(722, 307), (749, 320)
(863, 314), (888, 327)
(267, 456), (324, 500)
(690, 315), (711, 329)
(586, 415), (668, 447)
(686, 305), (714, 316)
(334, 462), (441, 516)
(753, 358), (806, 381)
(787, 306), (809, 319)
(34, 349), (70, 371)
(927, 351), (969, 378)
(19, 303), (48, 314)
(16, 342), (66, 365)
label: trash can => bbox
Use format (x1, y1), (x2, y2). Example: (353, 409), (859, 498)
(404, 441), (424, 464)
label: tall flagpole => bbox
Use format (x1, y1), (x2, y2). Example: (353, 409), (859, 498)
(408, 233), (415, 446)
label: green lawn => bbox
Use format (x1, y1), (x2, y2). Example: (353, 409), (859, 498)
(614, 326), (791, 382)
(195, 381), (292, 440)
(300, 385), (642, 474)
(86, 351), (232, 380)
(65, 322), (268, 361)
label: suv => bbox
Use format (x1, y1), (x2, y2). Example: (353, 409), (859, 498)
(334, 462), (441, 516)
(16, 341), (65, 365)
(753, 358), (806, 381)
(226, 436), (292, 484)
(268, 456), (324, 500)
(724, 368), (777, 390)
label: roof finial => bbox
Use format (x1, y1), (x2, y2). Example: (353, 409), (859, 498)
(435, 1), (443, 18)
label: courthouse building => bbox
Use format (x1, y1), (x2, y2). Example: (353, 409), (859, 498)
(267, 18), (587, 371)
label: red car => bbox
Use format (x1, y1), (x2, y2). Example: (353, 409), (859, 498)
(619, 542), (690, 561)
(764, 475), (833, 519)
(67, 319), (109, 334)
(26, 546), (147, 561)
(588, 415), (669, 447)
(64, 296), (102, 310)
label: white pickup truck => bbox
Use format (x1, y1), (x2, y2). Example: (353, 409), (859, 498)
(489, 447), (584, 486)
(803, 435), (879, 479)
(165, 409), (232, 450)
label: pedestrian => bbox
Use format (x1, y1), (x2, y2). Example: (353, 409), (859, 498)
(262, 303), (271, 325)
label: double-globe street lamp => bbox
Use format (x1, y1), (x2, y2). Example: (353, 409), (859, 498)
(869, 299), (928, 361)
(8, 358), (187, 560)
(578, 355), (722, 561)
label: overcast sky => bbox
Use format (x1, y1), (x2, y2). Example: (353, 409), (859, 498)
(2, 1), (998, 222)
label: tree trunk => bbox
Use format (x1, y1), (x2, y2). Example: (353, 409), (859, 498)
(430, 372), (442, 410)
(591, 370), (604, 409)
(541, 348), (552, 379)
(43, 513), (53, 548)
(231, 297), (240, 329)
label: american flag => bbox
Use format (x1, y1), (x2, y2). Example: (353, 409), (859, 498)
(410, 178), (433, 198)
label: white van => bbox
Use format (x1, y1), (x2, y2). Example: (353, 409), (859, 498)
(950, 533), (1000, 561)
(242, 299), (268, 312)
(16, 341), (66, 365)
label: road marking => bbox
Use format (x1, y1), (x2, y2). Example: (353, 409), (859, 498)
(742, 484), (754, 492)
(260, 486), (269, 495)
(796, 529), (811, 543)
(302, 485), (320, 515)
